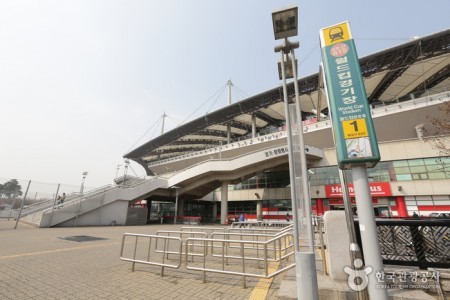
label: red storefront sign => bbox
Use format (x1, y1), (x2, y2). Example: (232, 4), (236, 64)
(325, 182), (392, 198)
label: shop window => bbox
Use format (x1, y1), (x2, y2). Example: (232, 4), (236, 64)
(396, 174), (412, 181)
(393, 160), (409, 167)
(426, 165), (441, 172)
(394, 166), (410, 174)
(419, 173), (428, 180)
(410, 166), (426, 173)
(408, 159), (424, 166)
(428, 172), (446, 180)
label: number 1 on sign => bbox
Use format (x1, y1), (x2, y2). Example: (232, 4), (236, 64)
(342, 118), (368, 138)
(349, 120), (358, 132)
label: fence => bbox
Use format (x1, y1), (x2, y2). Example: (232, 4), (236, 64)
(0, 177), (97, 228)
(120, 226), (296, 288)
(355, 218), (450, 269)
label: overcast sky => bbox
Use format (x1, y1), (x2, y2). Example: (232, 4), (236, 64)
(1, 0), (449, 190)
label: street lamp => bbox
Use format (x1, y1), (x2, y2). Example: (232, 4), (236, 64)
(122, 159), (130, 188)
(76, 171), (88, 227)
(272, 6), (318, 300)
(79, 171), (88, 196)
(115, 164), (121, 179)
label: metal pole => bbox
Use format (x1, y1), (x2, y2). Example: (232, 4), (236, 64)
(75, 195), (82, 227)
(115, 165), (121, 179)
(14, 180), (31, 229)
(48, 183), (61, 228)
(352, 166), (388, 299)
(161, 112), (167, 135)
(290, 47), (319, 300)
(339, 169), (369, 300)
(227, 80), (232, 143)
(227, 79), (232, 105)
(174, 188), (178, 225)
(75, 172), (87, 228)
(278, 46), (304, 300)
(80, 174), (86, 195)
(122, 161), (129, 188)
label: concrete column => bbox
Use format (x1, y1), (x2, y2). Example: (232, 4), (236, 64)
(256, 200), (263, 221)
(251, 114), (257, 138)
(212, 202), (217, 223)
(220, 181), (229, 225)
(395, 196), (408, 217)
(147, 200), (152, 221)
(177, 198), (184, 217)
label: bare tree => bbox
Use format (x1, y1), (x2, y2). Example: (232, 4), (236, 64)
(424, 101), (450, 156)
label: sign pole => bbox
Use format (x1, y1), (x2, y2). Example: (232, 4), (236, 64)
(320, 21), (387, 299)
(352, 166), (387, 298)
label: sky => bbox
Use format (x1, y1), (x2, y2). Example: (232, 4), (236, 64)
(1, 0), (449, 191)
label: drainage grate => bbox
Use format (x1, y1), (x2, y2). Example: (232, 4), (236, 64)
(58, 235), (108, 242)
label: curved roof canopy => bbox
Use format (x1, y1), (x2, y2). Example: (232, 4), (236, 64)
(125, 29), (450, 173)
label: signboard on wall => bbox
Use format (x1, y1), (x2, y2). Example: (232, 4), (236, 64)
(319, 21), (380, 170)
(325, 182), (392, 198)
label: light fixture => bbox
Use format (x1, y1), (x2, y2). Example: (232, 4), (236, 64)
(272, 6), (298, 40)
(277, 57), (297, 79)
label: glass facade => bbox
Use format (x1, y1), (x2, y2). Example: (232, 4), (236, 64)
(231, 156), (450, 190)
(231, 170), (290, 190)
(393, 157), (450, 181)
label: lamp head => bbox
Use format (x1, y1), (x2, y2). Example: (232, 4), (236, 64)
(272, 6), (298, 40)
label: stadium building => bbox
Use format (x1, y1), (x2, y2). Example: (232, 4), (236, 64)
(123, 29), (450, 223)
(20, 29), (450, 227)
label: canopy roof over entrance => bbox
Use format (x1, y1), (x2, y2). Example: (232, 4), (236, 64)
(125, 29), (450, 173)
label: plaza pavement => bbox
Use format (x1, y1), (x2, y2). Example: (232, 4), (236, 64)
(0, 219), (283, 300)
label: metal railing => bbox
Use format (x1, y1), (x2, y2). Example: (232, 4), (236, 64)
(145, 90), (449, 168)
(185, 232), (295, 288)
(120, 226), (295, 288)
(120, 233), (183, 276)
(155, 230), (208, 257)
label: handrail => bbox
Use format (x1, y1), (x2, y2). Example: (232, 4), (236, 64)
(120, 233), (183, 276)
(148, 131), (288, 167)
(155, 230), (208, 257)
(120, 228), (315, 288)
(42, 184), (117, 213)
(167, 142), (297, 180)
(181, 226), (225, 233)
(185, 232), (295, 288)
(210, 231), (292, 258)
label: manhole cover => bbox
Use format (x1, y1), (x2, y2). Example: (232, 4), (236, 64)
(58, 235), (108, 242)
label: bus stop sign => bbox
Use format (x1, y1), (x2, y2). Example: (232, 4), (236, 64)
(319, 21), (380, 170)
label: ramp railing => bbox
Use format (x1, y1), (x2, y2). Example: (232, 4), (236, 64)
(120, 226), (295, 288)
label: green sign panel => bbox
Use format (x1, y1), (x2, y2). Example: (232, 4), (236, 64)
(320, 22), (380, 170)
